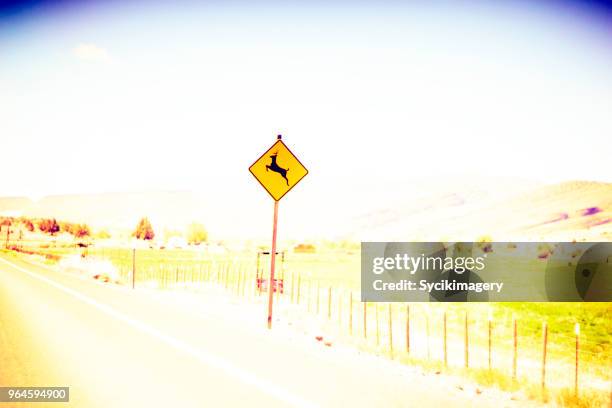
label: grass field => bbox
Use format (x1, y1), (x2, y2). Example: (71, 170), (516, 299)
(8, 240), (612, 406)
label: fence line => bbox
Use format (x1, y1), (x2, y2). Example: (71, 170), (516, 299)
(12, 244), (612, 401)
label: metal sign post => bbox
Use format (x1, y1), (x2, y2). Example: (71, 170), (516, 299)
(267, 200), (279, 329)
(249, 134), (308, 329)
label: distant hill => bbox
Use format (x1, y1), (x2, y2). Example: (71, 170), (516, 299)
(346, 181), (612, 241)
(498, 181), (612, 239)
(0, 181), (609, 242)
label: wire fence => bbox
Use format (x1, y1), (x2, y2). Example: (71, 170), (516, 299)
(9, 243), (612, 403)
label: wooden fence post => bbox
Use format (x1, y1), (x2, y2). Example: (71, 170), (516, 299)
(290, 271), (294, 303)
(541, 321), (548, 390)
(488, 311), (493, 370)
(426, 313), (430, 360)
(349, 291), (353, 335)
(375, 303), (380, 346)
(513, 317), (518, 379)
(464, 311), (469, 368)
(338, 289), (342, 325)
(575, 323), (580, 397)
(363, 302), (367, 339)
(406, 304), (410, 355)
(443, 311), (447, 367)
(388, 303), (393, 359)
(297, 274), (301, 305)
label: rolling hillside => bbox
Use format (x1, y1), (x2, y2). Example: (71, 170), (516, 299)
(349, 181), (612, 241)
(0, 181), (610, 241)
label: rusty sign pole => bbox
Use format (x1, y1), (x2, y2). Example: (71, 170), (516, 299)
(267, 197), (280, 329)
(265, 134), (283, 329)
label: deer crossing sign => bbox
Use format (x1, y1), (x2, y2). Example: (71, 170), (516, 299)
(249, 136), (308, 201)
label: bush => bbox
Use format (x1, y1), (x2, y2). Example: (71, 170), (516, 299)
(38, 218), (60, 235)
(73, 223), (91, 238)
(186, 222), (207, 245)
(133, 217), (155, 240)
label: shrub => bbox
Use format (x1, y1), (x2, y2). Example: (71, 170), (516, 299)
(133, 217), (155, 240)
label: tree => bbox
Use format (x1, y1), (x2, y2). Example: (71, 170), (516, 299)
(38, 218), (59, 235)
(73, 223), (91, 238)
(476, 235), (493, 253)
(21, 218), (34, 232)
(133, 217), (155, 240)
(0, 218), (11, 235)
(60, 221), (74, 235)
(186, 222), (208, 245)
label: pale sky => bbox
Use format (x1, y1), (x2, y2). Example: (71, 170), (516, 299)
(0, 0), (611, 238)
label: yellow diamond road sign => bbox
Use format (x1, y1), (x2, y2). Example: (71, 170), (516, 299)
(249, 139), (308, 201)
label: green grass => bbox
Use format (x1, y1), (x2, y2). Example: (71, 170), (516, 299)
(556, 387), (611, 408)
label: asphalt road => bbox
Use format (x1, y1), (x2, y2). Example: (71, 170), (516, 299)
(0, 254), (531, 408)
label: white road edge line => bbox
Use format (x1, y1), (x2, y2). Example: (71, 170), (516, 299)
(0, 256), (318, 408)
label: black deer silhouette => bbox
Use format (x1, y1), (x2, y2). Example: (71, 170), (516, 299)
(266, 153), (289, 185)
